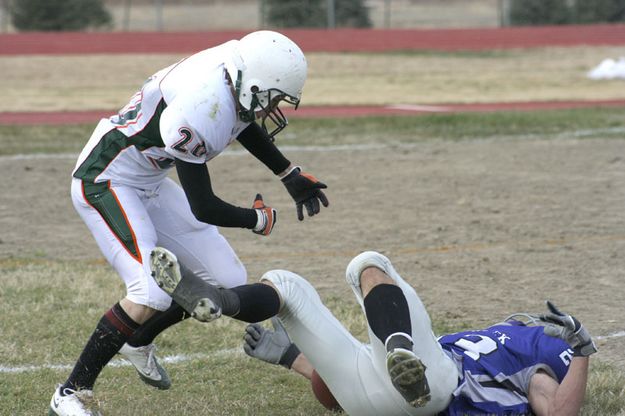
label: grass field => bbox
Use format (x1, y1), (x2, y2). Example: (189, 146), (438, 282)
(2, 47), (625, 112)
(2, 43), (625, 414)
(2, 110), (625, 415)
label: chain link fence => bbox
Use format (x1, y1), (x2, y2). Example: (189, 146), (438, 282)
(105, 0), (504, 31)
(1, 0), (622, 33)
(0, 0), (505, 32)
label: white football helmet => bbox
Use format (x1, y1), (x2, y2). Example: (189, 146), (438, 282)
(225, 30), (307, 139)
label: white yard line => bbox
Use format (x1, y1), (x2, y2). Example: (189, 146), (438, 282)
(0, 143), (417, 162)
(2, 332), (625, 374)
(0, 348), (243, 374)
(1, 126), (624, 163)
(595, 331), (625, 341)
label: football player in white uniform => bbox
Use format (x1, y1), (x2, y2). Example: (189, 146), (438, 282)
(49, 31), (329, 416)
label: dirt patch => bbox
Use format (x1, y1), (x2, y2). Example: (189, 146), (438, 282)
(1, 136), (623, 368)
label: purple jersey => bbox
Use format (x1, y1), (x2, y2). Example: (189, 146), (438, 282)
(438, 323), (573, 415)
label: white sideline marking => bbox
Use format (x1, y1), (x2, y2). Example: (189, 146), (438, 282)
(595, 331), (625, 341)
(1, 127), (624, 162)
(2, 332), (625, 374)
(0, 152), (78, 161)
(387, 104), (452, 112)
(0, 143), (417, 162)
(0, 348), (243, 374)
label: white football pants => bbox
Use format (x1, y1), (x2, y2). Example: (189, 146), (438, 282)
(261, 251), (459, 416)
(71, 177), (246, 311)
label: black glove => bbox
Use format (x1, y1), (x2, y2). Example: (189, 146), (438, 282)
(539, 300), (597, 357)
(281, 166), (329, 221)
(252, 194), (277, 236)
(243, 317), (301, 369)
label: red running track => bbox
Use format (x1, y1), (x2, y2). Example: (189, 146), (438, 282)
(1, 24), (625, 55)
(2, 25), (625, 124)
(2, 99), (625, 125)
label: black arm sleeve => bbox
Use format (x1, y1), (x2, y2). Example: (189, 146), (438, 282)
(175, 158), (257, 229)
(236, 122), (291, 175)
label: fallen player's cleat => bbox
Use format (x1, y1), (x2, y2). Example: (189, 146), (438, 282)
(119, 343), (171, 390)
(386, 348), (431, 408)
(150, 247), (222, 322)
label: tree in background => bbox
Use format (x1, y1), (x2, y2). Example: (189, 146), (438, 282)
(335, 0), (371, 28)
(575, 0), (625, 23)
(266, 0), (371, 28)
(11, 0), (112, 31)
(508, 0), (573, 25)
(267, 0), (326, 28)
(508, 0), (625, 26)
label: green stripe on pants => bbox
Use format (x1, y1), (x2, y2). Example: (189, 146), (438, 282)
(83, 181), (141, 262)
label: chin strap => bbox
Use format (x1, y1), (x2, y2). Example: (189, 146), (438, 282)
(234, 70), (257, 123)
(501, 312), (543, 326)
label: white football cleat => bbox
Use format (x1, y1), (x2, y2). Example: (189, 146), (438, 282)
(119, 343), (171, 390)
(49, 385), (102, 416)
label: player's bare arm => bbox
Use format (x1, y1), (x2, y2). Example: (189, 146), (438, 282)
(528, 301), (596, 415)
(528, 357), (589, 416)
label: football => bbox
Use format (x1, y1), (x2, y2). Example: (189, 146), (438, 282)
(310, 370), (341, 411)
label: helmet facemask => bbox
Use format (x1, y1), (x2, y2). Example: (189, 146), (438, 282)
(257, 89), (300, 140)
(235, 72), (300, 140)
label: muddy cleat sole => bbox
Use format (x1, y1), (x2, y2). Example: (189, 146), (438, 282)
(150, 247), (222, 322)
(387, 348), (431, 408)
(150, 248), (182, 295)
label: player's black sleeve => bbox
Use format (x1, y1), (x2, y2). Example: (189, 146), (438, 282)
(175, 158), (257, 229)
(236, 122), (291, 175)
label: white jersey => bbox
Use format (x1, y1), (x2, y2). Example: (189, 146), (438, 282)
(73, 41), (250, 189)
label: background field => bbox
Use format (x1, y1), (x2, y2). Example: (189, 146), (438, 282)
(3, 46), (625, 112)
(1, 44), (625, 414)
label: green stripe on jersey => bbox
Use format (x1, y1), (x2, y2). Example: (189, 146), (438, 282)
(74, 99), (167, 182)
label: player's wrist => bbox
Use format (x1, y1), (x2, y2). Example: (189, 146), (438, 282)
(279, 165), (301, 181)
(278, 343), (301, 369)
(253, 208), (267, 232)
(573, 340), (597, 357)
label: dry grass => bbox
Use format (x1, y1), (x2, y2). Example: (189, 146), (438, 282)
(3, 46), (624, 113)
(2, 259), (624, 415)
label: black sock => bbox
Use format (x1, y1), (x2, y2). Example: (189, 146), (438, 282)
(228, 283), (280, 323)
(127, 302), (189, 347)
(363, 284), (413, 348)
(62, 303), (139, 393)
